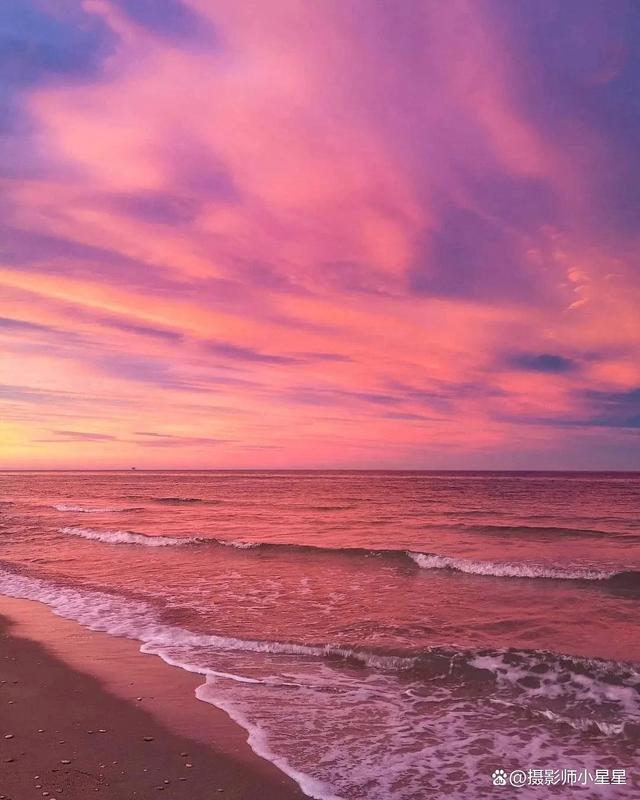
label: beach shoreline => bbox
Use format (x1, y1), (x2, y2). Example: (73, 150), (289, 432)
(0, 596), (307, 800)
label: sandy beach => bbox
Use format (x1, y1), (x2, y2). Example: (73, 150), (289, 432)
(0, 598), (306, 800)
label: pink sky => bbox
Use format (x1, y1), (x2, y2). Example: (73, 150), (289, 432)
(2, 0), (639, 469)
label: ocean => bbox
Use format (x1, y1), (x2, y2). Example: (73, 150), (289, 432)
(0, 470), (639, 799)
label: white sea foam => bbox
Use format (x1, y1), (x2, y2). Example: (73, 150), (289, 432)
(407, 552), (612, 581)
(59, 526), (264, 550)
(141, 632), (418, 671)
(195, 682), (345, 800)
(0, 567), (401, 800)
(533, 709), (627, 737)
(470, 650), (640, 730)
(59, 526), (198, 547)
(0, 562), (416, 671)
(0, 566), (637, 800)
(215, 539), (260, 549)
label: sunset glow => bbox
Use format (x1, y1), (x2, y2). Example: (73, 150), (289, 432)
(2, 0), (640, 468)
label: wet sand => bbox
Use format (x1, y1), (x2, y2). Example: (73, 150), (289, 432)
(0, 597), (307, 800)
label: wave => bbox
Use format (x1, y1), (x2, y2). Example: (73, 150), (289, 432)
(199, 539), (639, 590)
(455, 523), (631, 540)
(55, 527), (378, 554)
(408, 552), (640, 590)
(0, 562), (636, 685)
(53, 504), (142, 513)
(55, 527), (640, 589)
(215, 539), (260, 549)
(153, 497), (204, 505)
(307, 505), (355, 512)
(407, 551), (615, 581)
(0, 563), (637, 732)
(60, 527), (199, 547)
(410, 553), (640, 590)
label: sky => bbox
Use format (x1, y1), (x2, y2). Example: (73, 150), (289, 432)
(1, 0), (640, 470)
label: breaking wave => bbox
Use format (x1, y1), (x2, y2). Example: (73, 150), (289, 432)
(407, 551), (613, 581)
(60, 526), (199, 547)
(215, 539), (261, 549)
(55, 527), (640, 589)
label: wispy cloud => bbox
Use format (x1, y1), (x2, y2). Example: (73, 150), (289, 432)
(132, 431), (231, 447)
(34, 429), (119, 443)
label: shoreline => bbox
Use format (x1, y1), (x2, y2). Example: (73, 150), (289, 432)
(0, 596), (307, 800)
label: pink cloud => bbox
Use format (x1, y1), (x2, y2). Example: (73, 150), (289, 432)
(1, 0), (639, 468)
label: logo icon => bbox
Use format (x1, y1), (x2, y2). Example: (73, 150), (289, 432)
(492, 769), (508, 786)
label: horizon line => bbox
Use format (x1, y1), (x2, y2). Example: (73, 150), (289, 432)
(2, 468), (639, 474)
